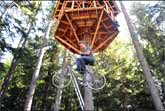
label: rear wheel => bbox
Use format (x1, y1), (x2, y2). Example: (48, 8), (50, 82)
(87, 73), (106, 90)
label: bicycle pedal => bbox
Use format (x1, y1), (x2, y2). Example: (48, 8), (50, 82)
(79, 82), (88, 87)
(77, 77), (83, 81)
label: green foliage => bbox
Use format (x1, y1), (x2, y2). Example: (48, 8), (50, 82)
(131, 2), (165, 80)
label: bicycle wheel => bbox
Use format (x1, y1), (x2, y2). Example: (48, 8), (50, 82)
(52, 69), (72, 88)
(87, 73), (106, 90)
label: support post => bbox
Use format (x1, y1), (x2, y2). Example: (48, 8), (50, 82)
(83, 66), (94, 110)
(54, 84), (63, 111)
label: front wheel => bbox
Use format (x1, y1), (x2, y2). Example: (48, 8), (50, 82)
(52, 69), (72, 88)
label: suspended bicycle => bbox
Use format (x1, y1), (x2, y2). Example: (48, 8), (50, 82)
(52, 57), (106, 90)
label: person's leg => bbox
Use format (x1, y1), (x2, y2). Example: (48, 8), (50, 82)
(76, 58), (81, 71)
(81, 56), (94, 65)
(76, 58), (86, 74)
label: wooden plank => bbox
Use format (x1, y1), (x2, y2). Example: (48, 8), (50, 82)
(77, 21), (94, 27)
(91, 31), (107, 35)
(93, 32), (117, 52)
(56, 36), (80, 54)
(76, 20), (94, 25)
(65, 13), (79, 44)
(72, 15), (97, 20)
(91, 8), (104, 48)
(65, 6), (103, 12)
(78, 24), (93, 27)
(58, 28), (65, 32)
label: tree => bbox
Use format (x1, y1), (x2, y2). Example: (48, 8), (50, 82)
(0, 1), (41, 103)
(130, 2), (165, 107)
(119, 1), (165, 110)
(53, 50), (67, 111)
(24, 21), (53, 111)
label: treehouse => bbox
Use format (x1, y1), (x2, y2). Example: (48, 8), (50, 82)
(52, 0), (120, 54)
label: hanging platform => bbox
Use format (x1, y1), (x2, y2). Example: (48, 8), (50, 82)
(52, 0), (120, 54)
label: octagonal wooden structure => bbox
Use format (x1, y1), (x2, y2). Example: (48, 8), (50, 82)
(53, 0), (120, 54)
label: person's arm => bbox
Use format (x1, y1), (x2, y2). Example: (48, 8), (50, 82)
(80, 47), (93, 56)
(80, 50), (91, 56)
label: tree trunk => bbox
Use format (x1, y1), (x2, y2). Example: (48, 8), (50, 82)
(0, 22), (32, 101)
(0, 2), (41, 100)
(119, 1), (165, 110)
(42, 68), (51, 111)
(24, 21), (52, 111)
(53, 50), (67, 111)
(84, 66), (94, 110)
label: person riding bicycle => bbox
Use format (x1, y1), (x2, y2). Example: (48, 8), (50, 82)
(76, 41), (94, 74)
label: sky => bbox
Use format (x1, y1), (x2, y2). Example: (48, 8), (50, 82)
(116, 1), (159, 41)
(1, 1), (158, 63)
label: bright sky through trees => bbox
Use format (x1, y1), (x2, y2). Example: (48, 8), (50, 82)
(116, 1), (159, 42)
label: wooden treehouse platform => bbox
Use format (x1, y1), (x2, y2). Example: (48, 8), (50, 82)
(52, 0), (120, 54)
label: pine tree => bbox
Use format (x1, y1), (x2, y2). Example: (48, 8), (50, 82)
(24, 21), (53, 111)
(119, 1), (165, 110)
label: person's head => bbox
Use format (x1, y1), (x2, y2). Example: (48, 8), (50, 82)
(79, 41), (87, 51)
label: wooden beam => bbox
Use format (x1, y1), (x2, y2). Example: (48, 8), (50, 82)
(82, 1), (85, 8)
(56, 36), (80, 54)
(61, 27), (69, 37)
(91, 8), (104, 48)
(57, 1), (67, 21)
(64, 36), (77, 48)
(52, 1), (60, 18)
(77, 20), (94, 25)
(71, 1), (75, 9)
(61, 20), (70, 25)
(65, 6), (103, 12)
(77, 21), (94, 27)
(72, 15), (97, 20)
(102, 22), (111, 33)
(91, 31), (107, 35)
(93, 32), (117, 52)
(107, 24), (113, 29)
(102, 17), (109, 22)
(65, 13), (79, 44)
(93, 1), (96, 7)
(78, 24), (93, 27)
(58, 28), (65, 32)
(103, 8), (114, 21)
(77, 1), (82, 8)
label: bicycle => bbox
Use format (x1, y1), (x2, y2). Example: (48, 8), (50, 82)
(52, 58), (106, 90)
